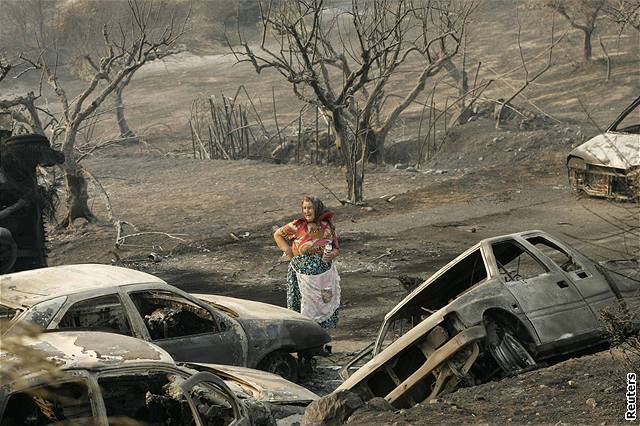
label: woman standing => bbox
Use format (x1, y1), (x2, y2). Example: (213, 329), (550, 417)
(273, 196), (340, 329)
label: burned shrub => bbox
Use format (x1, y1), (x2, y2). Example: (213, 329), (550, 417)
(602, 303), (640, 371)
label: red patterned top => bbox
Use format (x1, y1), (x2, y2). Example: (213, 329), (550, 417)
(276, 218), (338, 256)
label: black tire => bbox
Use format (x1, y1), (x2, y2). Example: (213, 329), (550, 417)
(486, 321), (535, 375)
(257, 352), (299, 383)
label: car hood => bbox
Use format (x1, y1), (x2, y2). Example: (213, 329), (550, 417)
(568, 132), (640, 170)
(194, 294), (312, 322)
(184, 363), (318, 404)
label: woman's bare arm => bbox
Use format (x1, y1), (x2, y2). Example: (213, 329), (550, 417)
(273, 230), (293, 258)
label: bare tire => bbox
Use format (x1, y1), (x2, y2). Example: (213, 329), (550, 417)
(257, 352), (299, 383)
(487, 322), (535, 374)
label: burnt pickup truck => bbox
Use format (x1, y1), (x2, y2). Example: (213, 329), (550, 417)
(567, 96), (640, 200)
(338, 230), (639, 408)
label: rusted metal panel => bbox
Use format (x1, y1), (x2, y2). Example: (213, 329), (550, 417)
(384, 326), (485, 406)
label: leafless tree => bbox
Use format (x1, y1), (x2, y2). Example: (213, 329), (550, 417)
(605, 0), (640, 32)
(541, 0), (605, 61)
(0, 0), (56, 57)
(495, 11), (565, 129)
(56, 0), (188, 143)
(0, 56), (47, 136)
(19, 0), (187, 227)
(228, 0), (475, 202)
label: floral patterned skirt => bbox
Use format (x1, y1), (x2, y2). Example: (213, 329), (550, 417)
(287, 254), (340, 329)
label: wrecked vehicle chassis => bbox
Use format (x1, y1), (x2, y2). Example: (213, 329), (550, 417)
(0, 264), (330, 382)
(567, 96), (640, 200)
(338, 231), (640, 408)
(0, 331), (318, 425)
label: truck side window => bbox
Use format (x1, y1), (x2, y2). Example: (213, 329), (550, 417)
(526, 236), (585, 275)
(492, 241), (547, 282)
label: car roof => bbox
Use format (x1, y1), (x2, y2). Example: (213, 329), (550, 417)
(0, 264), (166, 308)
(2, 331), (176, 372)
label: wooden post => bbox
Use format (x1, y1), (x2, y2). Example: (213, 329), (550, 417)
(325, 119), (330, 166)
(314, 107), (319, 165)
(416, 96), (428, 168)
(272, 87), (283, 149)
(189, 119), (197, 159)
(297, 110), (302, 164)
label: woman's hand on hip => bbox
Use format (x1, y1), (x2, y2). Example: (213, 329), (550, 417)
(284, 247), (294, 259)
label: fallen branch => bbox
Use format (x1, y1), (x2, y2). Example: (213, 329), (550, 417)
(372, 248), (393, 261)
(114, 220), (187, 249)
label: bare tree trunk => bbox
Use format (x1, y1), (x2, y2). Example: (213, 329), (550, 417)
(60, 130), (95, 227)
(442, 58), (470, 124)
(62, 166), (94, 226)
(333, 114), (364, 203)
(114, 85), (137, 141)
(365, 130), (383, 164)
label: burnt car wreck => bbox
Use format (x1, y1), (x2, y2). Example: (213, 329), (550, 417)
(567, 96), (640, 200)
(0, 264), (330, 382)
(0, 331), (318, 425)
(338, 231), (640, 408)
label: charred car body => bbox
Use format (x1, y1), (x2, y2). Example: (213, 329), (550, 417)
(567, 96), (640, 200)
(338, 231), (640, 408)
(0, 264), (330, 382)
(0, 134), (64, 274)
(0, 331), (318, 425)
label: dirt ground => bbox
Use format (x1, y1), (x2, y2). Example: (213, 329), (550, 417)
(47, 118), (639, 424)
(40, 2), (640, 424)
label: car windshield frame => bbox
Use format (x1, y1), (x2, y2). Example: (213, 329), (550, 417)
(373, 245), (489, 354)
(608, 96), (640, 133)
(18, 296), (68, 329)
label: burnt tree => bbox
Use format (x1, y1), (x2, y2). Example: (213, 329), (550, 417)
(22, 0), (187, 227)
(229, 0), (474, 202)
(543, 0), (605, 61)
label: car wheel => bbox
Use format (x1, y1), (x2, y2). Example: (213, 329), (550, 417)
(257, 352), (299, 382)
(487, 323), (535, 375)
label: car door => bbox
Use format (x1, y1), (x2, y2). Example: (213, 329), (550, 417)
(490, 239), (600, 345)
(96, 367), (247, 426)
(0, 373), (105, 426)
(122, 285), (246, 365)
(525, 235), (619, 319)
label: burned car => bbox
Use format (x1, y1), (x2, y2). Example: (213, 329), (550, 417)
(338, 231), (640, 408)
(567, 96), (640, 200)
(0, 264), (330, 382)
(0, 331), (318, 425)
